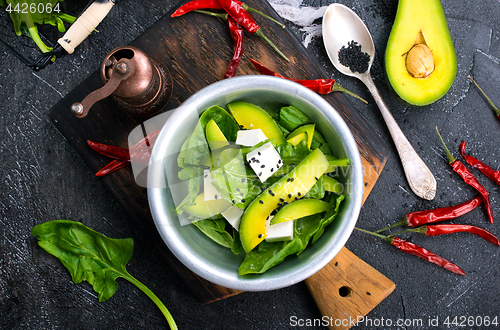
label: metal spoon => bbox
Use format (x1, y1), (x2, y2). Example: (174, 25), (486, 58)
(322, 3), (436, 200)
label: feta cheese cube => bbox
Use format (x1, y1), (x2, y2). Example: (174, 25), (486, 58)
(235, 129), (268, 146)
(265, 216), (294, 242)
(221, 206), (244, 230)
(203, 169), (221, 201)
(246, 142), (282, 182)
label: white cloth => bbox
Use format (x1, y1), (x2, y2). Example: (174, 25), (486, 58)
(268, 0), (328, 47)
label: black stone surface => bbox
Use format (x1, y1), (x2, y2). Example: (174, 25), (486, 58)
(1, 0), (499, 329)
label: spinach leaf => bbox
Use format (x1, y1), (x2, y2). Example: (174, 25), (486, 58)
(192, 219), (233, 248)
(31, 220), (177, 329)
(199, 105), (240, 142)
(312, 194), (345, 244)
(277, 106), (312, 131)
(175, 167), (203, 214)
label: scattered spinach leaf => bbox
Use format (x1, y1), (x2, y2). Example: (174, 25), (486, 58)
(31, 220), (177, 329)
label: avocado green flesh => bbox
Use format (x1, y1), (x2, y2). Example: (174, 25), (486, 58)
(286, 124), (315, 149)
(323, 176), (343, 194)
(287, 132), (307, 146)
(206, 119), (229, 150)
(228, 102), (286, 145)
(270, 199), (331, 225)
(385, 0), (456, 106)
(239, 148), (329, 252)
(184, 193), (232, 218)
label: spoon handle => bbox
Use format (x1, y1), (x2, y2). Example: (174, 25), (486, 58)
(361, 75), (436, 200)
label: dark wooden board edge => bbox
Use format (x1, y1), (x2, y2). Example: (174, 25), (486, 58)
(47, 0), (390, 304)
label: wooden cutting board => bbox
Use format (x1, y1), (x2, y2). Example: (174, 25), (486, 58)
(48, 0), (394, 327)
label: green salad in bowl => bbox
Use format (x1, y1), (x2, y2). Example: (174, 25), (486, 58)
(175, 102), (348, 275)
(148, 76), (363, 291)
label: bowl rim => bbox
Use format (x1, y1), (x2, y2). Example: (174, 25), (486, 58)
(147, 75), (363, 291)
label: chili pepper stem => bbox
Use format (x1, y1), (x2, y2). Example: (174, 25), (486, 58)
(242, 4), (285, 28)
(331, 83), (368, 104)
(468, 75), (500, 117)
(254, 29), (289, 62)
(354, 227), (390, 242)
(387, 227), (424, 237)
(194, 9), (228, 19)
(435, 126), (456, 163)
(374, 219), (406, 233)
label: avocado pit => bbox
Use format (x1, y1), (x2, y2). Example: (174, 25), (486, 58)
(405, 43), (435, 78)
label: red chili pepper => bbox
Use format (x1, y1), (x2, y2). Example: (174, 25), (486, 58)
(250, 58), (367, 103)
(95, 159), (130, 177)
(224, 17), (244, 78)
(408, 224), (500, 246)
(389, 236), (465, 275)
(375, 196), (483, 233)
(87, 140), (130, 160)
(459, 141), (500, 187)
(468, 75), (500, 120)
(172, 0), (285, 28)
(215, 0), (289, 61)
(88, 129), (160, 176)
(171, 0), (240, 17)
(436, 127), (494, 224)
(355, 228), (465, 275)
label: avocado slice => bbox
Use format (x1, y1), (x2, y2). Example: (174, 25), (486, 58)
(287, 132), (307, 146)
(239, 148), (329, 252)
(228, 102), (286, 145)
(286, 124), (315, 149)
(206, 119), (230, 151)
(270, 199), (331, 225)
(184, 193), (232, 218)
(385, 0), (456, 106)
(323, 176), (343, 194)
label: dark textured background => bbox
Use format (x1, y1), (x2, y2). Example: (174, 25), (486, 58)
(1, 0), (499, 329)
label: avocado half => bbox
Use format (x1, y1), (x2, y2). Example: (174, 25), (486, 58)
(385, 0), (457, 106)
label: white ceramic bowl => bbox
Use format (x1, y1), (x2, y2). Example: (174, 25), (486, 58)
(147, 76), (363, 291)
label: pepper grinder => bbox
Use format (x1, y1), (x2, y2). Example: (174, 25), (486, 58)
(71, 46), (173, 118)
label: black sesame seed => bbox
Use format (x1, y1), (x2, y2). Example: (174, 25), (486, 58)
(214, 195), (218, 199)
(280, 198), (285, 202)
(258, 152), (261, 156)
(269, 190), (274, 196)
(290, 178), (294, 182)
(270, 168), (274, 172)
(258, 234), (263, 238)
(258, 172), (262, 176)
(288, 194), (291, 198)
(295, 197), (298, 200)
(204, 174), (208, 178)
(290, 163), (295, 166)
(240, 193), (244, 196)
(278, 203), (282, 206)
(261, 165), (265, 168)
(315, 177), (318, 181)
(278, 159), (282, 164)
(232, 200), (236, 204)
(241, 199), (245, 203)
(284, 202), (288, 205)
(298, 192), (301, 196)
(256, 160), (260, 163)
(236, 188), (240, 191)
(251, 157), (256, 160)
(287, 178), (291, 182)
(241, 178), (245, 183)
(259, 200), (264, 204)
